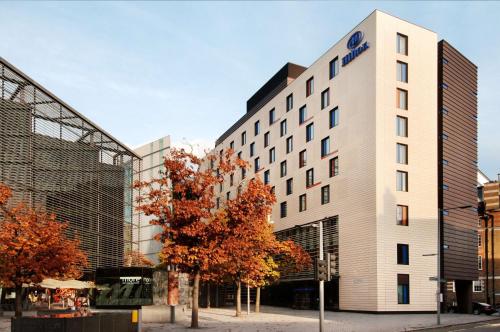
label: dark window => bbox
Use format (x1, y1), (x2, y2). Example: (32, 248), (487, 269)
(397, 89), (408, 110)
(306, 123), (314, 142)
(230, 141), (234, 150)
(286, 93), (293, 112)
(329, 157), (339, 177)
(397, 205), (408, 226)
(286, 136), (293, 154)
(254, 120), (260, 136)
(254, 157), (260, 173)
(264, 131), (270, 147)
(269, 108), (276, 125)
(306, 168), (314, 187)
(230, 173), (234, 186)
(396, 33), (408, 55)
(286, 178), (293, 195)
(397, 274), (410, 304)
(329, 107), (339, 128)
(226, 191), (230, 200)
(264, 170), (270, 185)
(250, 142), (255, 157)
(306, 77), (314, 97)
(397, 244), (409, 265)
(270, 186), (275, 195)
(299, 150), (307, 168)
(299, 194), (307, 212)
(216, 198), (220, 209)
(397, 61), (408, 83)
(321, 137), (330, 157)
(396, 143), (408, 164)
(299, 105), (307, 124)
(241, 167), (246, 179)
(280, 119), (287, 137)
(329, 57), (339, 79)
(241, 131), (247, 145)
(321, 89), (330, 109)
(321, 185), (330, 205)
(219, 182), (223, 192)
(269, 147), (275, 164)
(280, 160), (287, 178)
(280, 202), (287, 218)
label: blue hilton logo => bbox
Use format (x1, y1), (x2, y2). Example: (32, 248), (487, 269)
(342, 31), (369, 66)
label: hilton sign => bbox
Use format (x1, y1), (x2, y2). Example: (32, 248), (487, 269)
(342, 31), (369, 67)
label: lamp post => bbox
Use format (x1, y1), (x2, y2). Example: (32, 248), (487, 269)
(426, 205), (472, 325)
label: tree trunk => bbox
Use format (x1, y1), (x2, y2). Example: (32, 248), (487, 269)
(255, 287), (261, 313)
(206, 282), (211, 308)
(236, 280), (241, 317)
(191, 271), (200, 328)
(15, 285), (22, 317)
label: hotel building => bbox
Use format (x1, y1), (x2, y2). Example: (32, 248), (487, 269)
(212, 10), (478, 312)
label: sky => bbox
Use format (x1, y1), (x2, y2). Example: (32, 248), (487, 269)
(1, 1), (499, 179)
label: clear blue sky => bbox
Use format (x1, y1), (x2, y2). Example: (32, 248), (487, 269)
(1, 1), (499, 179)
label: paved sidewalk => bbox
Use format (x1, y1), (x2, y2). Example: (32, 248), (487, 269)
(142, 306), (500, 332)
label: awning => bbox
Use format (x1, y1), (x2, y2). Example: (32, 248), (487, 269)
(38, 279), (95, 289)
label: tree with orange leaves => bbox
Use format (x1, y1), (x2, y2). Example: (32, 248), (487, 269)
(215, 177), (311, 316)
(134, 148), (241, 328)
(124, 250), (155, 267)
(0, 183), (88, 317)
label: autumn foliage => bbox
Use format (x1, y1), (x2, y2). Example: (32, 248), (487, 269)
(0, 183), (88, 316)
(124, 250), (155, 267)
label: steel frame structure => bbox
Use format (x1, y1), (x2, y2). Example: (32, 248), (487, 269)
(0, 57), (141, 271)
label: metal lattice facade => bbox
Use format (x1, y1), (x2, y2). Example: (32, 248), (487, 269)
(275, 217), (339, 281)
(0, 58), (141, 271)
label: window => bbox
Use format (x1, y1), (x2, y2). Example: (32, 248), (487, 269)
(397, 171), (408, 192)
(441, 83), (448, 89)
(280, 202), (287, 218)
(329, 107), (339, 128)
(397, 33), (408, 55)
(306, 123), (314, 142)
(230, 173), (234, 186)
(397, 61), (408, 83)
(442, 159), (448, 166)
(473, 280), (484, 293)
(280, 119), (287, 137)
(299, 150), (307, 168)
(250, 142), (255, 157)
(264, 170), (270, 185)
(254, 120), (260, 136)
(397, 244), (409, 265)
(321, 185), (330, 205)
(443, 184), (449, 190)
(329, 157), (339, 177)
(230, 141), (235, 150)
(306, 77), (314, 97)
(241, 131), (247, 145)
(396, 143), (408, 164)
(237, 151), (242, 160)
(216, 197), (220, 209)
(442, 133), (448, 140)
(276, 161), (285, 179)
(219, 182), (223, 193)
(286, 136), (293, 154)
(241, 167), (246, 179)
(299, 105), (307, 124)
(254, 157), (260, 173)
(397, 205), (408, 226)
(321, 137), (330, 158)
(226, 191), (230, 200)
(269, 108), (276, 125)
(286, 178), (293, 195)
(321, 89), (330, 109)
(397, 89), (408, 110)
(478, 233), (481, 247)
(264, 131), (270, 147)
(270, 186), (275, 195)
(306, 168), (314, 187)
(396, 116), (408, 137)
(478, 255), (483, 270)
(269, 147), (276, 164)
(286, 93), (293, 112)
(299, 194), (307, 212)
(329, 57), (339, 79)
(397, 274), (410, 304)
(441, 108), (449, 115)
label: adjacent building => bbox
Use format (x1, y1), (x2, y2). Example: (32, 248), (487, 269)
(0, 57), (141, 271)
(212, 10), (478, 312)
(133, 136), (171, 264)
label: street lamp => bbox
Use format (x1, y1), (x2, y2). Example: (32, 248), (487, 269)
(424, 205), (472, 326)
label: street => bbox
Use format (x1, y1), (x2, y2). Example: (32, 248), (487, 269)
(423, 319), (500, 331)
